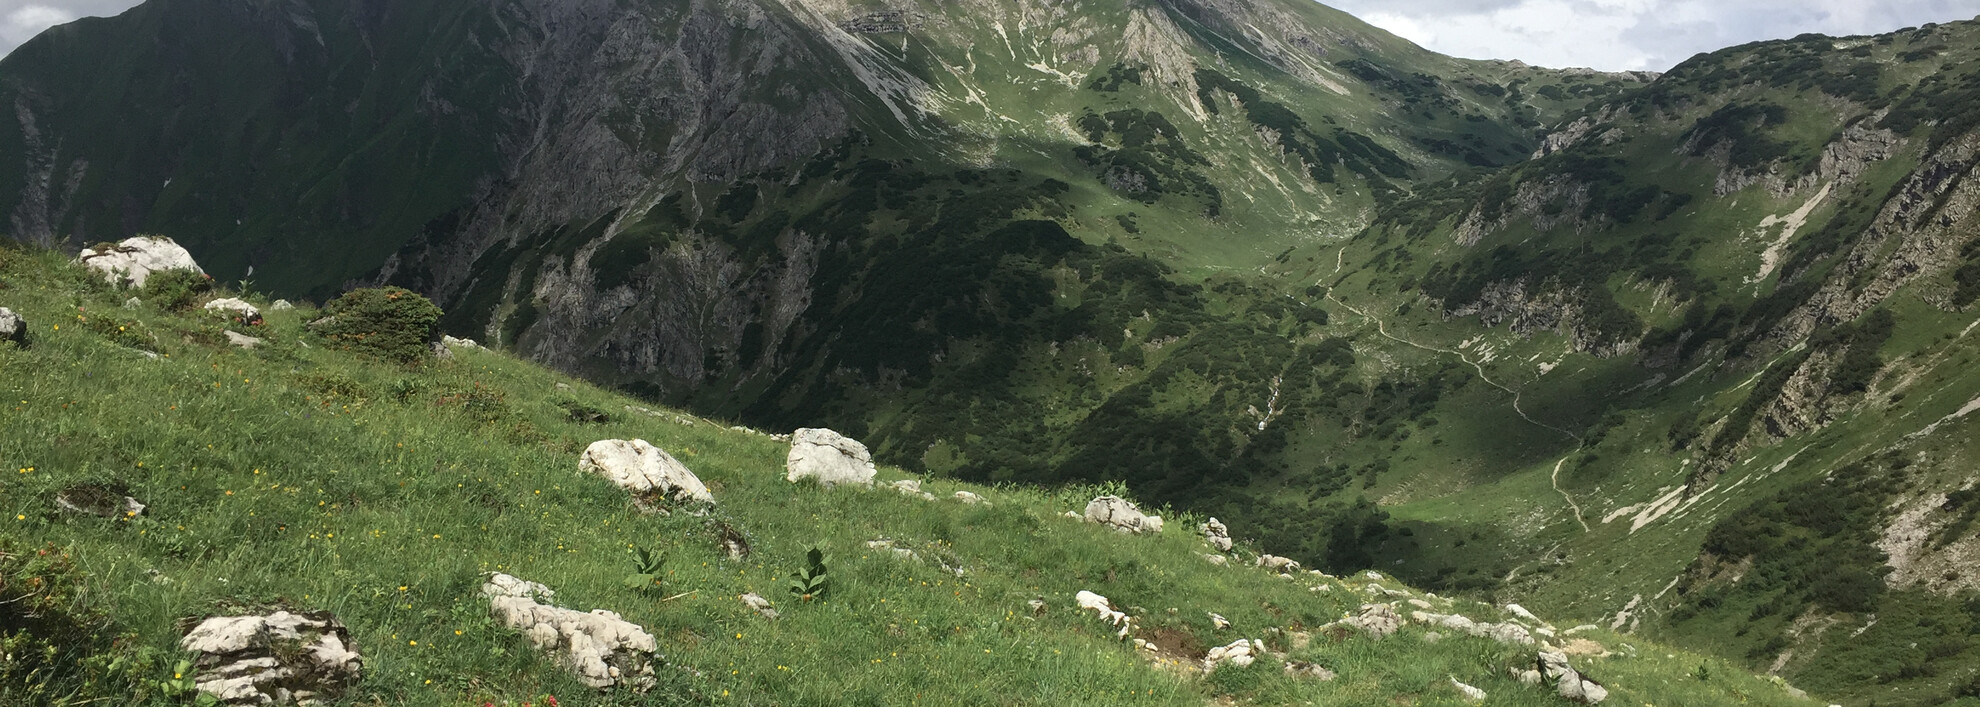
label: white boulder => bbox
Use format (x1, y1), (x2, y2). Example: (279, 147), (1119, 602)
(1345, 603), (1401, 639)
(483, 573), (658, 690)
(1082, 496), (1163, 534)
(225, 330), (264, 349)
(579, 439), (714, 506)
(741, 592), (779, 620)
(1201, 517), (1233, 552)
(0, 307), (24, 345)
(1209, 612), (1231, 630)
(178, 610), (362, 705)
(886, 479), (936, 500)
(442, 335), (481, 350)
(78, 236), (204, 288)
(784, 427), (876, 487)
(953, 491), (987, 505)
(1538, 651), (1608, 704)
(1204, 638), (1265, 670)
(1075, 590), (1132, 638)
(1256, 554), (1301, 573)
(204, 298), (262, 324)
(269, 299), (294, 311)
(1451, 677), (1487, 702)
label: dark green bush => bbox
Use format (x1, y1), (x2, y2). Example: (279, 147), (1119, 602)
(313, 287), (443, 363)
(137, 268), (212, 311)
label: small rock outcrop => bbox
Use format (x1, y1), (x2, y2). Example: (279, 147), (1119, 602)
(741, 592), (778, 619)
(1345, 603), (1401, 639)
(953, 490), (986, 505)
(442, 335), (481, 350)
(1285, 660), (1337, 680)
(784, 427), (876, 487)
(269, 300), (295, 311)
(1075, 590), (1132, 638)
(1538, 651), (1608, 703)
(482, 573), (658, 690)
(886, 479), (936, 500)
(579, 439), (714, 507)
(1256, 554), (1301, 573)
(0, 307), (24, 345)
(1082, 496), (1163, 534)
(1201, 517), (1232, 552)
(78, 236), (204, 288)
(1203, 638), (1264, 670)
(225, 331), (264, 349)
(178, 610), (363, 705)
(1451, 676), (1487, 702)
(204, 298), (263, 325)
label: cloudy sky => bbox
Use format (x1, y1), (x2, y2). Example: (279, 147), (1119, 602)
(1, 0), (1977, 70)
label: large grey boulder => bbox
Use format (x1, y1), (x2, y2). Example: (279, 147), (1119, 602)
(579, 439), (714, 506)
(482, 573), (658, 690)
(784, 427), (875, 487)
(178, 611), (363, 705)
(1538, 651), (1608, 704)
(77, 236), (204, 288)
(1083, 495), (1163, 534)
(0, 307), (24, 345)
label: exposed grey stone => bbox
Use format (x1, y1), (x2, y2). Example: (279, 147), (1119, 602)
(77, 236), (204, 288)
(179, 611), (363, 705)
(0, 307), (23, 345)
(483, 573), (658, 690)
(1201, 517), (1232, 552)
(1082, 495), (1163, 534)
(579, 439), (714, 506)
(784, 427), (876, 487)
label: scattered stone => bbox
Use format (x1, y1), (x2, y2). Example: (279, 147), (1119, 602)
(1345, 603), (1401, 639)
(1537, 651), (1608, 704)
(784, 427), (876, 487)
(225, 330), (264, 349)
(442, 335), (481, 350)
(1075, 590), (1132, 638)
(78, 236), (204, 288)
(1506, 603), (1549, 627)
(740, 593), (778, 620)
(1407, 598), (1435, 610)
(1450, 676), (1487, 702)
(1062, 510), (1082, 519)
(1423, 631), (1443, 643)
(204, 298), (263, 325)
(1027, 598), (1046, 616)
(1082, 496), (1163, 534)
(178, 610), (362, 705)
(579, 439), (714, 508)
(1564, 624), (1600, 635)
(1285, 660), (1337, 680)
(1201, 517), (1232, 552)
(1203, 639), (1264, 670)
(886, 479), (935, 500)
(123, 297), (142, 309)
(1209, 612), (1231, 630)
(54, 484), (145, 518)
(1481, 622), (1535, 646)
(1363, 570), (1383, 580)
(555, 382), (571, 390)
(1309, 583), (1333, 592)
(1256, 554), (1301, 573)
(1517, 668), (1542, 685)
(269, 300), (294, 311)
(953, 491), (986, 505)
(0, 307), (24, 345)
(483, 573), (658, 690)
(1202, 553), (1229, 566)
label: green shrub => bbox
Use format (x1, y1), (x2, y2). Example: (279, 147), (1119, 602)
(313, 287), (443, 363)
(137, 268), (212, 311)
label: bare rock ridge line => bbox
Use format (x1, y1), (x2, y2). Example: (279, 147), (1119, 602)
(1325, 281), (1590, 532)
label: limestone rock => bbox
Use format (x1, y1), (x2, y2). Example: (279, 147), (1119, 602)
(1345, 603), (1401, 639)
(1203, 638), (1264, 670)
(579, 439), (714, 507)
(1451, 677), (1487, 702)
(442, 335), (482, 350)
(1538, 651), (1608, 704)
(269, 300), (294, 311)
(1202, 553), (1229, 566)
(54, 484), (145, 518)
(886, 479), (936, 500)
(741, 592), (778, 619)
(78, 236), (204, 288)
(1256, 554), (1300, 573)
(0, 307), (25, 345)
(1082, 495), (1163, 534)
(953, 490), (986, 505)
(178, 610), (362, 705)
(205, 298), (263, 325)
(1209, 612), (1231, 630)
(1506, 603), (1549, 627)
(1201, 517), (1232, 552)
(1285, 660), (1337, 680)
(483, 573), (658, 690)
(784, 427), (876, 487)
(1075, 590), (1131, 638)
(123, 297), (142, 309)
(226, 331), (264, 349)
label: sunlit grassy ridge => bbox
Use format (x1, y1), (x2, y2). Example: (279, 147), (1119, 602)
(0, 242), (1815, 705)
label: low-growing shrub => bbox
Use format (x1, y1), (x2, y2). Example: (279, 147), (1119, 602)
(313, 287), (442, 363)
(137, 268), (212, 311)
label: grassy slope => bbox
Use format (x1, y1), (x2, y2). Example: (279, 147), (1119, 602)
(0, 244), (1814, 705)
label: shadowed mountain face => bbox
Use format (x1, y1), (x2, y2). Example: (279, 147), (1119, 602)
(9, 1), (1980, 702)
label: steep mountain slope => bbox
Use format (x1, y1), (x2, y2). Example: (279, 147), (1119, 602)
(1295, 21), (1980, 706)
(0, 243), (1816, 706)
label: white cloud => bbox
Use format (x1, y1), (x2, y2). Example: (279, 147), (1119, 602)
(1328, 0), (1980, 71)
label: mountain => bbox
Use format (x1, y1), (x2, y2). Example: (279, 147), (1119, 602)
(4, 0), (1980, 703)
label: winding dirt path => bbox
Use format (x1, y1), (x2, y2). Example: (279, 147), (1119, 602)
(1324, 269), (1590, 531)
